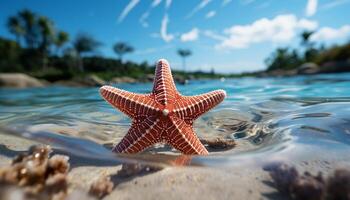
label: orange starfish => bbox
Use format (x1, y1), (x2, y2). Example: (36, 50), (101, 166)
(100, 59), (226, 155)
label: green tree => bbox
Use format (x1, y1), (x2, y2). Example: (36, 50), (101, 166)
(7, 16), (24, 45)
(18, 9), (38, 48)
(37, 16), (55, 70)
(265, 48), (302, 71)
(54, 31), (69, 55)
(300, 31), (318, 62)
(300, 31), (314, 48)
(73, 33), (101, 72)
(0, 37), (22, 72)
(177, 49), (192, 72)
(113, 42), (134, 63)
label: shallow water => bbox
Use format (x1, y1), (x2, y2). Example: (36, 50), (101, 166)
(1, 73), (350, 167)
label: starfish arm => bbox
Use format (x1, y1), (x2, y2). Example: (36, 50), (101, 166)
(174, 90), (226, 120)
(166, 116), (208, 155)
(113, 116), (162, 153)
(100, 85), (159, 118)
(152, 59), (178, 105)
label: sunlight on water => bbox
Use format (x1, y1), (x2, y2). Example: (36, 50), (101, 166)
(1, 73), (350, 167)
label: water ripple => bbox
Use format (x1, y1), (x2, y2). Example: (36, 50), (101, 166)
(1, 73), (350, 166)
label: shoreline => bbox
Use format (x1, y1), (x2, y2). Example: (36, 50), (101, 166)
(2, 69), (350, 89)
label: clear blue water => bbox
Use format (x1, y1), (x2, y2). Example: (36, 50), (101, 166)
(1, 73), (350, 167)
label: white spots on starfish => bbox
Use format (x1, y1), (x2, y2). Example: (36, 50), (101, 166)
(162, 109), (169, 116)
(153, 59), (177, 105)
(167, 117), (207, 155)
(114, 117), (161, 153)
(100, 86), (159, 118)
(100, 59), (226, 155)
(173, 89), (226, 120)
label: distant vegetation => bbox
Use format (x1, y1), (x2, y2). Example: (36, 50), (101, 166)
(265, 30), (350, 74)
(177, 49), (192, 72)
(0, 9), (221, 83)
(113, 42), (134, 63)
(1, 9), (350, 83)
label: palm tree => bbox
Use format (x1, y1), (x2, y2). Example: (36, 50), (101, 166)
(177, 49), (192, 72)
(301, 31), (314, 48)
(18, 9), (37, 49)
(7, 16), (24, 45)
(300, 31), (317, 62)
(113, 42), (134, 63)
(73, 33), (101, 72)
(54, 31), (69, 55)
(38, 16), (54, 70)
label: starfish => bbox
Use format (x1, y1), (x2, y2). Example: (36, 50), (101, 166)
(100, 59), (226, 155)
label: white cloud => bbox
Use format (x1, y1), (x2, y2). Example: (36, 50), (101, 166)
(203, 30), (226, 41)
(205, 11), (216, 19)
(118, 0), (140, 23)
(165, 0), (172, 9)
(140, 12), (150, 27)
(299, 19), (319, 30)
(180, 28), (199, 42)
(311, 25), (350, 41)
(151, 0), (163, 7)
(160, 14), (174, 42)
(305, 0), (318, 17)
(139, 0), (164, 27)
(216, 14), (318, 49)
(186, 0), (212, 19)
(320, 0), (350, 10)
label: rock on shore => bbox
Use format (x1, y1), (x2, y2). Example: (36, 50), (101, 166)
(111, 77), (137, 84)
(0, 73), (46, 88)
(54, 75), (106, 87)
(297, 63), (320, 75)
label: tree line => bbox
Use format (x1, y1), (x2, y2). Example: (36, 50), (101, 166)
(265, 30), (350, 73)
(1, 9), (199, 82)
(3, 9), (348, 80)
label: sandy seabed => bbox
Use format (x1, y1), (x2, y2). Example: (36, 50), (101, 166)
(1, 133), (349, 200)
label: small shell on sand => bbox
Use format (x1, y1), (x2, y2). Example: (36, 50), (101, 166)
(89, 176), (114, 199)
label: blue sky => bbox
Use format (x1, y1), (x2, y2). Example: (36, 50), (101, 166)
(1, 0), (350, 73)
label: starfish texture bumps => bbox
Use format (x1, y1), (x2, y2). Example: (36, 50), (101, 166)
(100, 59), (226, 155)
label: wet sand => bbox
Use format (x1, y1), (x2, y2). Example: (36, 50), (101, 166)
(0, 133), (348, 200)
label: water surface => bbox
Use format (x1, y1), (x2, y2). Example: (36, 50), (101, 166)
(1, 73), (350, 167)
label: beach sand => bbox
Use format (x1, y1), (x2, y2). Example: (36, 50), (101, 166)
(1, 133), (348, 200)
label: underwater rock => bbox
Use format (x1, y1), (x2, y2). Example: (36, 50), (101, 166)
(264, 162), (350, 200)
(327, 169), (350, 200)
(263, 162), (299, 193)
(291, 172), (325, 200)
(116, 163), (163, 178)
(200, 138), (236, 151)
